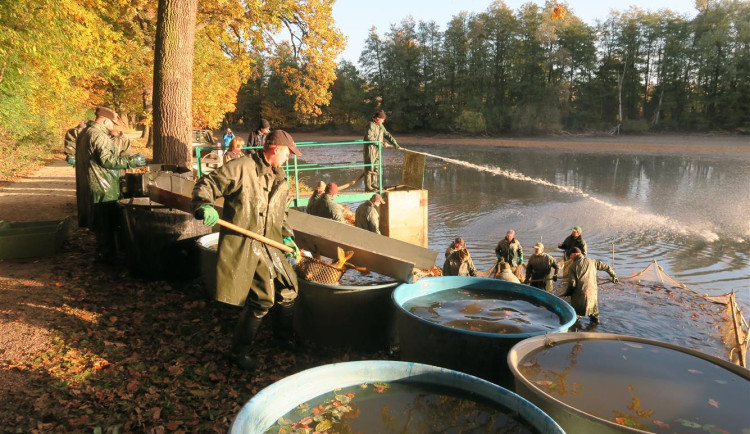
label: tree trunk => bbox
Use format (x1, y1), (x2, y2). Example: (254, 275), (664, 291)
(152, 0), (198, 166)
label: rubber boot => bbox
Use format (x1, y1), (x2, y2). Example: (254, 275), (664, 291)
(367, 171), (379, 192)
(272, 302), (296, 350)
(230, 310), (264, 370)
(364, 171), (374, 192)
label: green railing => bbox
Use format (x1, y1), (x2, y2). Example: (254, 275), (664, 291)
(192, 140), (383, 208)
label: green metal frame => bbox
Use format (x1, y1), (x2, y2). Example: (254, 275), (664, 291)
(193, 140), (383, 207)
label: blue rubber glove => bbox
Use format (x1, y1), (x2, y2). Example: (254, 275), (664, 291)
(129, 153), (147, 167)
(198, 204), (219, 226)
(282, 236), (300, 260)
(66, 156), (76, 167)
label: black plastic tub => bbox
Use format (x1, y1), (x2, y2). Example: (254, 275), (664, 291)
(118, 197), (211, 279)
(294, 277), (400, 350)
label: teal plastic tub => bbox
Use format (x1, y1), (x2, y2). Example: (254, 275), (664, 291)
(0, 217), (71, 259)
(393, 276), (577, 388)
(230, 360), (564, 433)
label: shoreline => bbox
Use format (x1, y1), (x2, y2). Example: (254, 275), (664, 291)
(284, 131), (750, 158)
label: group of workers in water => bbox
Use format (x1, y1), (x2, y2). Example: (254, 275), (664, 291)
(443, 226), (618, 325)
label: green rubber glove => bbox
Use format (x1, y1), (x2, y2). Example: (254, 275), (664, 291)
(129, 153), (147, 167)
(199, 204), (219, 226)
(282, 236), (300, 260)
(66, 156), (76, 167)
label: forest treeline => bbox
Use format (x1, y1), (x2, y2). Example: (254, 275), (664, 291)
(1, 0), (748, 166)
(237, 0), (750, 135)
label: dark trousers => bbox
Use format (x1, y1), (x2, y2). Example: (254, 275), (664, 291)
(92, 201), (120, 259)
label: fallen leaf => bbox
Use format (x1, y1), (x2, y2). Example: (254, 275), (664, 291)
(708, 398), (719, 408)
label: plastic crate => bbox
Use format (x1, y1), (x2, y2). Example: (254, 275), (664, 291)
(0, 217), (71, 259)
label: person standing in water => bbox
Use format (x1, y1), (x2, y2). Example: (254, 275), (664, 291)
(562, 247), (617, 324)
(558, 226), (587, 260)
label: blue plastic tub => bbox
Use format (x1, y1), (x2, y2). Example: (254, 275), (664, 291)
(393, 276), (577, 388)
(230, 360), (564, 433)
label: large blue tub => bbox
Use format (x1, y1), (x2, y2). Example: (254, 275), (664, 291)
(393, 276), (577, 387)
(230, 360), (564, 433)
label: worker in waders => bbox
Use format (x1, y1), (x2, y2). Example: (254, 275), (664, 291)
(558, 226), (587, 260)
(75, 107), (146, 262)
(561, 247), (618, 325)
(306, 181), (326, 214)
(524, 243), (559, 292)
(192, 130), (302, 370)
(445, 237), (466, 259)
(443, 248), (477, 277)
(308, 182), (346, 223)
(363, 110), (401, 192)
(495, 230), (524, 270)
(354, 193), (386, 234)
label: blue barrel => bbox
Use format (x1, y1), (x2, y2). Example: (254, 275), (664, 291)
(393, 277), (577, 388)
(230, 360), (565, 433)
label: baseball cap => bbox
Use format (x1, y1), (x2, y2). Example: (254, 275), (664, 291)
(371, 193), (386, 204)
(374, 110), (386, 119)
(534, 242), (544, 249)
(265, 130), (301, 156)
(571, 226), (582, 233)
(570, 247), (582, 254)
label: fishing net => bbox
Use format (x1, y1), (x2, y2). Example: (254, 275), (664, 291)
(620, 260), (748, 367)
(295, 256), (344, 285)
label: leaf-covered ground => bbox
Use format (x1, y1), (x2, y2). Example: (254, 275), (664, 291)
(0, 226), (392, 433)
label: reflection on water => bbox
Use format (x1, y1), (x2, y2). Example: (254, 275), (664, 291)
(295, 143), (750, 308)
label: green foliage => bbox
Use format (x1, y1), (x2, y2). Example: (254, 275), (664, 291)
(620, 119), (650, 133)
(455, 111), (486, 133)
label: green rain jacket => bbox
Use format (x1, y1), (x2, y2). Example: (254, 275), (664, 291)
(309, 194), (345, 223)
(562, 256), (616, 317)
(442, 251), (477, 277)
(192, 153), (297, 308)
(354, 200), (381, 234)
(525, 253), (559, 292)
(495, 238), (524, 267)
(363, 120), (399, 171)
(559, 235), (587, 260)
(75, 121), (139, 228)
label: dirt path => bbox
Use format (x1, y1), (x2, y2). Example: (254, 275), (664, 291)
(0, 160), (76, 223)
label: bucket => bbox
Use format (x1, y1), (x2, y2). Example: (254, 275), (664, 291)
(392, 276), (577, 387)
(230, 360), (565, 433)
(294, 278), (400, 350)
(508, 332), (750, 433)
(118, 197), (211, 279)
(0, 217), (70, 259)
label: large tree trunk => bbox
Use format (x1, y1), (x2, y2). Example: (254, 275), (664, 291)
(152, 0), (198, 166)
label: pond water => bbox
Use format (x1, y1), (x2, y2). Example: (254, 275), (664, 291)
(266, 381), (537, 433)
(518, 339), (750, 433)
(294, 142), (750, 357)
(404, 288), (563, 334)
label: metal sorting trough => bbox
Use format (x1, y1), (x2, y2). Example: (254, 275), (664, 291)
(392, 277), (577, 388)
(230, 360), (565, 433)
(507, 332), (750, 434)
(294, 278), (400, 350)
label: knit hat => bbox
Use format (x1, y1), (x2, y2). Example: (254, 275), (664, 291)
(325, 182), (338, 195)
(374, 110), (386, 119)
(259, 119), (270, 129)
(570, 247), (582, 255)
(370, 193), (386, 204)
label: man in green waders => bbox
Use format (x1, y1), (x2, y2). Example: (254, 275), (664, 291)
(562, 247), (618, 325)
(363, 110), (401, 192)
(192, 130), (302, 370)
